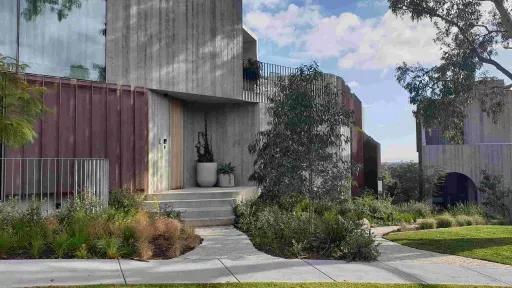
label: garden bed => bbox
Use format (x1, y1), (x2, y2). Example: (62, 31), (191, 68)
(0, 190), (202, 260)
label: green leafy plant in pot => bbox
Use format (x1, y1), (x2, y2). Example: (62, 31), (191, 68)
(195, 116), (217, 187)
(218, 163), (235, 188)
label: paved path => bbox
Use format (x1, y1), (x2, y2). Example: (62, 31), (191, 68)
(1, 226), (512, 287)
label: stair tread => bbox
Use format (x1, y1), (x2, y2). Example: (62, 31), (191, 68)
(144, 198), (236, 203)
(176, 207), (234, 212)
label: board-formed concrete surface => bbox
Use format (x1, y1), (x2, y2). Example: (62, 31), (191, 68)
(0, 226), (511, 287)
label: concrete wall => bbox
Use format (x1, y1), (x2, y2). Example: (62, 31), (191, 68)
(464, 88), (512, 145)
(182, 102), (266, 187)
(422, 144), (512, 199)
(106, 0), (243, 100)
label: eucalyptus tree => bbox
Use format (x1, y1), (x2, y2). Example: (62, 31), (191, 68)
(389, 0), (512, 142)
(249, 63), (353, 202)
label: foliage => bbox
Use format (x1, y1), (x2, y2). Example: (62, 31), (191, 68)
(109, 189), (144, 216)
(195, 116), (214, 163)
(0, 193), (200, 260)
(386, 226), (512, 266)
(23, 0), (84, 22)
(434, 215), (456, 228)
(447, 203), (485, 217)
(382, 162), (420, 202)
(417, 219), (436, 230)
(235, 198), (379, 261)
(388, 0), (512, 142)
(454, 215), (475, 227)
(479, 170), (512, 224)
(243, 59), (261, 81)
(0, 55), (47, 147)
(218, 163), (235, 175)
(249, 63), (353, 202)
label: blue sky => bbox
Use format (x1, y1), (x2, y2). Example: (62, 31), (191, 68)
(242, 0), (512, 162)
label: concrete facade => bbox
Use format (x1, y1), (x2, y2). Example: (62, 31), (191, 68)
(106, 0), (244, 100)
(420, 81), (512, 205)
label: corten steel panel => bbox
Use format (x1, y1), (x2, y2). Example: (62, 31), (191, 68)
(134, 88), (149, 192)
(352, 129), (365, 196)
(5, 74), (149, 193)
(120, 86), (135, 191)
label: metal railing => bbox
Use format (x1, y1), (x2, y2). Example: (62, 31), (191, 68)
(242, 60), (298, 103)
(0, 158), (109, 212)
(242, 60), (341, 103)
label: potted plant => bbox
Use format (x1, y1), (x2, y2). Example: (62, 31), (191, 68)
(243, 58), (261, 82)
(195, 116), (217, 187)
(218, 163), (235, 188)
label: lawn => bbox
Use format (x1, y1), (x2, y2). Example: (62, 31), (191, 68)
(60, 283), (501, 288)
(385, 226), (512, 265)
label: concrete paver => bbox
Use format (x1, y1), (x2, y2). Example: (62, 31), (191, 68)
(0, 259), (124, 287)
(119, 258), (238, 284)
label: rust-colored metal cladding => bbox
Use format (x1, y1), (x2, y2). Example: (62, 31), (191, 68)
(5, 74), (149, 194)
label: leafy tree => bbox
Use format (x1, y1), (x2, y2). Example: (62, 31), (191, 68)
(479, 170), (512, 224)
(0, 55), (46, 147)
(249, 63), (353, 202)
(382, 162), (420, 203)
(389, 0), (512, 143)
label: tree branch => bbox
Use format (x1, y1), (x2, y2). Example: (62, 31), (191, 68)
(489, 0), (512, 40)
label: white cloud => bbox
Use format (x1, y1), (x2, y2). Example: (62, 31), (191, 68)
(347, 81), (360, 88)
(244, 3), (441, 70)
(244, 0), (287, 10)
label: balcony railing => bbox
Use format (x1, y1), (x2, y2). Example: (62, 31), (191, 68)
(242, 60), (345, 104)
(242, 60), (298, 103)
(0, 158), (109, 213)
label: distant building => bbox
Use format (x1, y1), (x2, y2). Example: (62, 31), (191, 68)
(418, 80), (512, 207)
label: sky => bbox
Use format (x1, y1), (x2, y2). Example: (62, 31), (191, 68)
(242, 0), (510, 163)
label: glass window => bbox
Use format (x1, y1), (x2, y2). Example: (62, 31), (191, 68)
(0, 1), (18, 59)
(19, 0), (106, 81)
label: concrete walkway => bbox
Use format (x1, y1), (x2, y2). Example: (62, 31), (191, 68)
(1, 226), (512, 287)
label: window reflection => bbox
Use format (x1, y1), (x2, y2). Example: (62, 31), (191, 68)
(0, 1), (17, 59)
(18, 0), (106, 81)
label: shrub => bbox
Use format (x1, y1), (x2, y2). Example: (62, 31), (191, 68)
(435, 215), (455, 228)
(471, 215), (487, 225)
(0, 191), (200, 260)
(396, 201), (432, 219)
(454, 215), (473, 227)
(417, 219), (436, 230)
(448, 203), (484, 217)
(109, 189), (143, 216)
(96, 237), (122, 259)
(235, 198), (379, 261)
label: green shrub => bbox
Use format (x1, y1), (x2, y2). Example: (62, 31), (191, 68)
(235, 198), (379, 261)
(396, 201), (432, 219)
(435, 215), (456, 228)
(109, 189), (143, 215)
(454, 215), (473, 227)
(96, 237), (122, 259)
(417, 218), (436, 230)
(0, 230), (13, 258)
(471, 215), (487, 225)
(448, 203), (484, 217)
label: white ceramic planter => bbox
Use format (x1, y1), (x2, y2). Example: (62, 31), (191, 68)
(196, 162), (218, 187)
(218, 174), (235, 187)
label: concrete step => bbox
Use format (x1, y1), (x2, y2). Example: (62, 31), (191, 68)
(177, 207), (234, 220)
(144, 198), (236, 211)
(147, 191), (241, 201)
(184, 216), (235, 227)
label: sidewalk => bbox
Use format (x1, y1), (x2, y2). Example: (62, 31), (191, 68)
(1, 226), (511, 287)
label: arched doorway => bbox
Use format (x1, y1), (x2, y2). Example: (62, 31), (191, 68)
(434, 172), (478, 207)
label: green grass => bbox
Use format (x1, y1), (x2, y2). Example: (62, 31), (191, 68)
(385, 226), (512, 266)
(59, 283), (501, 288)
